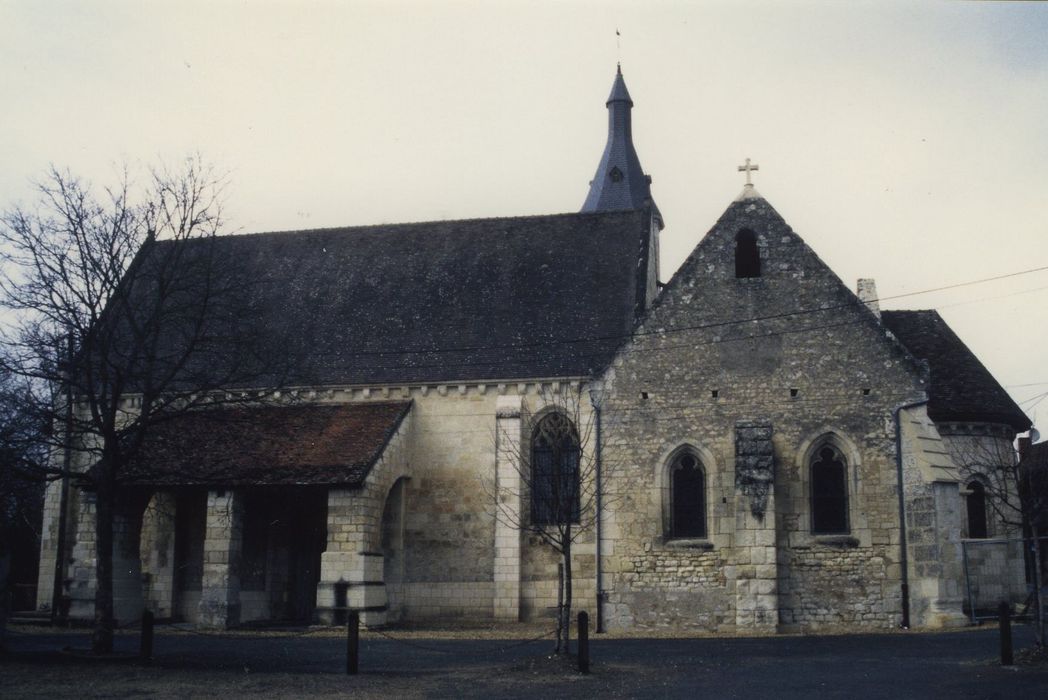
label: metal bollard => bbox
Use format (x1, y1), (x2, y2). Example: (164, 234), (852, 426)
(578, 610), (590, 674)
(998, 601), (1013, 666)
(140, 609), (154, 665)
(347, 611), (360, 675)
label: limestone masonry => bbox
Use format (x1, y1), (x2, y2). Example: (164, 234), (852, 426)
(37, 69), (1032, 633)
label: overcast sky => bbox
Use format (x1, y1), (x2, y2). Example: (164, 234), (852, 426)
(2, 0), (1046, 432)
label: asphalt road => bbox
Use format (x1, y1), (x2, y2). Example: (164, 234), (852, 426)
(3, 624), (1047, 698)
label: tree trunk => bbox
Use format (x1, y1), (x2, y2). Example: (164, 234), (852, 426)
(562, 529), (572, 655)
(92, 460), (115, 654)
(555, 562), (563, 654)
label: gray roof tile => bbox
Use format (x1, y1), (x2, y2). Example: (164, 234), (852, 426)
(882, 310), (1030, 431)
(152, 210), (651, 388)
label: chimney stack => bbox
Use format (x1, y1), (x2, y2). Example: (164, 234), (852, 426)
(857, 278), (880, 319)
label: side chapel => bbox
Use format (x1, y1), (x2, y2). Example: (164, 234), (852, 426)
(36, 67), (1032, 632)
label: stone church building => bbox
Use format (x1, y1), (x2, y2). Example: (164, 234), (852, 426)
(36, 68), (1032, 633)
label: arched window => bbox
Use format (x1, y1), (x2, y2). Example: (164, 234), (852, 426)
(531, 413), (580, 525)
(811, 445), (849, 534)
(966, 480), (989, 539)
(735, 229), (761, 278)
(670, 452), (706, 538)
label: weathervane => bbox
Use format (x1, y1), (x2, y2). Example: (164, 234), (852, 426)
(737, 158), (759, 186)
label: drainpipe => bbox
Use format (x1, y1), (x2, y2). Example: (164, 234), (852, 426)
(893, 398), (929, 630)
(588, 382), (605, 633)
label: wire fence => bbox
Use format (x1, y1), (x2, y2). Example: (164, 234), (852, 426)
(962, 535), (1047, 623)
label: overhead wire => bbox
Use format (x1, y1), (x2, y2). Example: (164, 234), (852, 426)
(281, 263), (1048, 366)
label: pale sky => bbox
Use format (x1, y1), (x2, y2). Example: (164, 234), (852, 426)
(2, 0), (1046, 432)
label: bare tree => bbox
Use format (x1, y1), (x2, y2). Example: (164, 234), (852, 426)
(489, 385), (613, 653)
(0, 158), (282, 653)
(0, 371), (47, 646)
(949, 434), (1045, 643)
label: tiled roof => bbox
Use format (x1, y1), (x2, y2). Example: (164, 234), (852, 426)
(122, 402), (411, 486)
(881, 310), (1030, 431)
(152, 210), (651, 388)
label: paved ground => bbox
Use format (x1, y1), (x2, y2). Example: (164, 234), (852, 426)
(2, 623), (1047, 698)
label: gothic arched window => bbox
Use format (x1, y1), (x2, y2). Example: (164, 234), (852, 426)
(671, 452), (707, 538)
(811, 445), (849, 534)
(966, 480), (989, 539)
(735, 229), (761, 278)
(531, 413), (581, 526)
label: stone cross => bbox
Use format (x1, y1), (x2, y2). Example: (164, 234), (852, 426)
(737, 158), (760, 185)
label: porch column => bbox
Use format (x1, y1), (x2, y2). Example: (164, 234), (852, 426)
(141, 492), (178, 619)
(198, 489), (244, 628)
(317, 488), (387, 627)
(493, 395), (523, 621)
(59, 488), (149, 624)
(111, 499), (146, 624)
(67, 490), (98, 621)
(35, 479), (66, 614)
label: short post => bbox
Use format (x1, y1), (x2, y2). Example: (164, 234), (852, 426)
(347, 610), (360, 675)
(578, 610), (590, 674)
(140, 609), (154, 665)
(998, 601), (1013, 666)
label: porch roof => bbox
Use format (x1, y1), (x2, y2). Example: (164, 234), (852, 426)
(123, 401), (411, 487)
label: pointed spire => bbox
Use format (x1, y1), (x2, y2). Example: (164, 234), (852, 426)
(581, 66), (662, 228)
(607, 63), (632, 105)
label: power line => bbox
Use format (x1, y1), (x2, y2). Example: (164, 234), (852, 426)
(290, 263), (1048, 366)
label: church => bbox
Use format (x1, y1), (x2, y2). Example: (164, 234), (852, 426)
(36, 68), (1032, 633)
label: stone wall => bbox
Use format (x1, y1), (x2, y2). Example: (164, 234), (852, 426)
(598, 195), (928, 632)
(779, 544), (897, 628)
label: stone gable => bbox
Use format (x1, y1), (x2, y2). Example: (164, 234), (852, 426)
(600, 194), (931, 631)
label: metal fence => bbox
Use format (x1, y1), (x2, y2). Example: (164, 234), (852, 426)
(961, 536), (1047, 623)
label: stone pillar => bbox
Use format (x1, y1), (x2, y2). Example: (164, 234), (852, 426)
(493, 395), (523, 621)
(734, 421), (778, 631)
(61, 488), (148, 624)
(67, 490), (98, 621)
(198, 490), (243, 628)
(35, 479), (66, 612)
(141, 492), (178, 619)
(317, 488), (388, 627)
(111, 500), (146, 624)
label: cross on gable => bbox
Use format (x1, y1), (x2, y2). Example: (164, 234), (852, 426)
(737, 158), (759, 186)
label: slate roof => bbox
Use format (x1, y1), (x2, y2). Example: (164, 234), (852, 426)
(153, 210), (651, 388)
(580, 67), (662, 226)
(882, 310), (1030, 431)
(123, 402), (411, 486)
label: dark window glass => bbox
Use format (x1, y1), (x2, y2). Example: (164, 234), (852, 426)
(966, 481), (988, 539)
(735, 229), (761, 278)
(531, 413), (581, 525)
(671, 453), (706, 538)
(812, 446), (848, 534)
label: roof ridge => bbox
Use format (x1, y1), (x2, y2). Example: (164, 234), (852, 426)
(200, 209), (647, 242)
